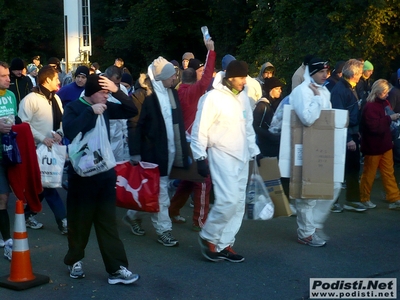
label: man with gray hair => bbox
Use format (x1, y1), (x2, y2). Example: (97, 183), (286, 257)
(123, 57), (189, 247)
(331, 59), (366, 212)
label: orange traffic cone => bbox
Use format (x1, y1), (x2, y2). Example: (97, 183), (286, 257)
(0, 200), (49, 290)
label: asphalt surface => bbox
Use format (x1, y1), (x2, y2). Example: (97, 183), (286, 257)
(0, 172), (399, 300)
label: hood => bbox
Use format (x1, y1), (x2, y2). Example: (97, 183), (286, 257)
(256, 62), (274, 82)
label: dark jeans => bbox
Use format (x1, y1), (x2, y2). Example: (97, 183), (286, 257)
(63, 170), (129, 274)
(25, 188), (66, 226)
(345, 135), (361, 202)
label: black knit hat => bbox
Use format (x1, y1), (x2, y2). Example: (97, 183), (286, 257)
(10, 58), (25, 71)
(75, 66), (89, 78)
(47, 57), (61, 72)
(225, 60), (248, 78)
(308, 58), (329, 76)
(188, 59), (204, 70)
(85, 74), (103, 97)
(263, 77), (284, 93)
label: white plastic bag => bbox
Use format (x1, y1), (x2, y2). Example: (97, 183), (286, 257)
(245, 162), (274, 220)
(68, 115), (116, 177)
(37, 143), (66, 188)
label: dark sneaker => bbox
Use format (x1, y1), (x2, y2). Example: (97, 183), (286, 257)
(192, 224), (201, 232)
(298, 233), (326, 247)
(157, 231), (179, 247)
(330, 203), (343, 213)
(26, 215), (43, 229)
(122, 215), (145, 236)
(343, 202), (367, 212)
(198, 236), (222, 262)
(108, 266), (140, 285)
(217, 246), (245, 263)
(68, 261), (85, 279)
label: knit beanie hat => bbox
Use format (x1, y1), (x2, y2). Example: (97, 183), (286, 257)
(75, 65), (89, 78)
(85, 74), (103, 96)
(48, 57), (62, 72)
(333, 61), (346, 74)
(222, 54), (236, 71)
(121, 73), (133, 86)
(188, 59), (204, 70)
(308, 58), (329, 76)
(182, 52), (194, 61)
(363, 60), (374, 71)
(27, 63), (38, 73)
(263, 77), (284, 93)
(152, 56), (176, 81)
(10, 58), (25, 71)
(225, 60), (248, 78)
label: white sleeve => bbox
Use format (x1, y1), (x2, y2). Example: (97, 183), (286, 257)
(290, 85), (322, 127)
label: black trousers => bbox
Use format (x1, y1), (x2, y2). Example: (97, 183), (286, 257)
(63, 169), (129, 274)
(345, 135), (361, 202)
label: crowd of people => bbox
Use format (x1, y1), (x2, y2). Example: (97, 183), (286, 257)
(1, 40), (400, 285)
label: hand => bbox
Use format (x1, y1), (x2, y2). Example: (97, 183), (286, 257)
(256, 154), (264, 167)
(390, 113), (400, 121)
(205, 38), (214, 51)
(0, 119), (12, 134)
(99, 75), (118, 93)
(43, 137), (54, 147)
(92, 103), (107, 115)
(130, 155), (141, 165)
(347, 140), (356, 151)
(309, 83), (320, 96)
(52, 132), (62, 144)
(197, 159), (210, 177)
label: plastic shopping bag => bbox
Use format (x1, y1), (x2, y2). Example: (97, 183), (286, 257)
(245, 162), (274, 220)
(115, 161), (160, 212)
(2, 131), (21, 165)
(37, 143), (66, 188)
(69, 115), (116, 177)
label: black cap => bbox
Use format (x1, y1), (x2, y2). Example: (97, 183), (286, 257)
(225, 60), (248, 78)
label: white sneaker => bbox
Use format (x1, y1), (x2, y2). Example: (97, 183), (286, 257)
(59, 218), (68, 235)
(4, 238), (12, 261)
(26, 215), (43, 229)
(0, 239), (4, 248)
(388, 200), (400, 210)
(108, 266), (140, 285)
(363, 201), (376, 209)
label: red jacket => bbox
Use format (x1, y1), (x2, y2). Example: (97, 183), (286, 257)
(178, 50), (216, 133)
(360, 98), (393, 155)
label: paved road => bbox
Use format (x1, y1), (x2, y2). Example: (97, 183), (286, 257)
(0, 175), (399, 300)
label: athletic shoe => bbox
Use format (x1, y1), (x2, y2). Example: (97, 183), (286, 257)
(59, 218), (68, 235)
(0, 239), (4, 248)
(26, 215), (44, 229)
(362, 200), (376, 209)
(330, 203), (343, 213)
(297, 233), (326, 247)
(122, 215), (145, 236)
(3, 239), (12, 261)
(198, 236), (222, 262)
(315, 229), (330, 241)
(217, 246), (245, 263)
(192, 224), (201, 232)
(108, 266), (140, 285)
(189, 199), (194, 208)
(171, 215), (186, 223)
(157, 231), (179, 247)
(388, 200), (400, 210)
(68, 261), (85, 279)
(343, 202), (367, 212)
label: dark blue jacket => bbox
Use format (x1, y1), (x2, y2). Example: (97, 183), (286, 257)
(330, 78), (360, 142)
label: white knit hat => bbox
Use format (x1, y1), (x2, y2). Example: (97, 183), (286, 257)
(152, 56), (175, 81)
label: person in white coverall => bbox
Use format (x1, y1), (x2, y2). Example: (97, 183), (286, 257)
(290, 58), (342, 247)
(191, 60), (260, 262)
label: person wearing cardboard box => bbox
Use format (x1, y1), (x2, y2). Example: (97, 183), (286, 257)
(290, 58), (342, 247)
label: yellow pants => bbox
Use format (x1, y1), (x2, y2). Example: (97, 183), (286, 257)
(360, 149), (400, 203)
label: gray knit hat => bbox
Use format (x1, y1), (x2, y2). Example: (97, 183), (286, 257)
(152, 56), (176, 81)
